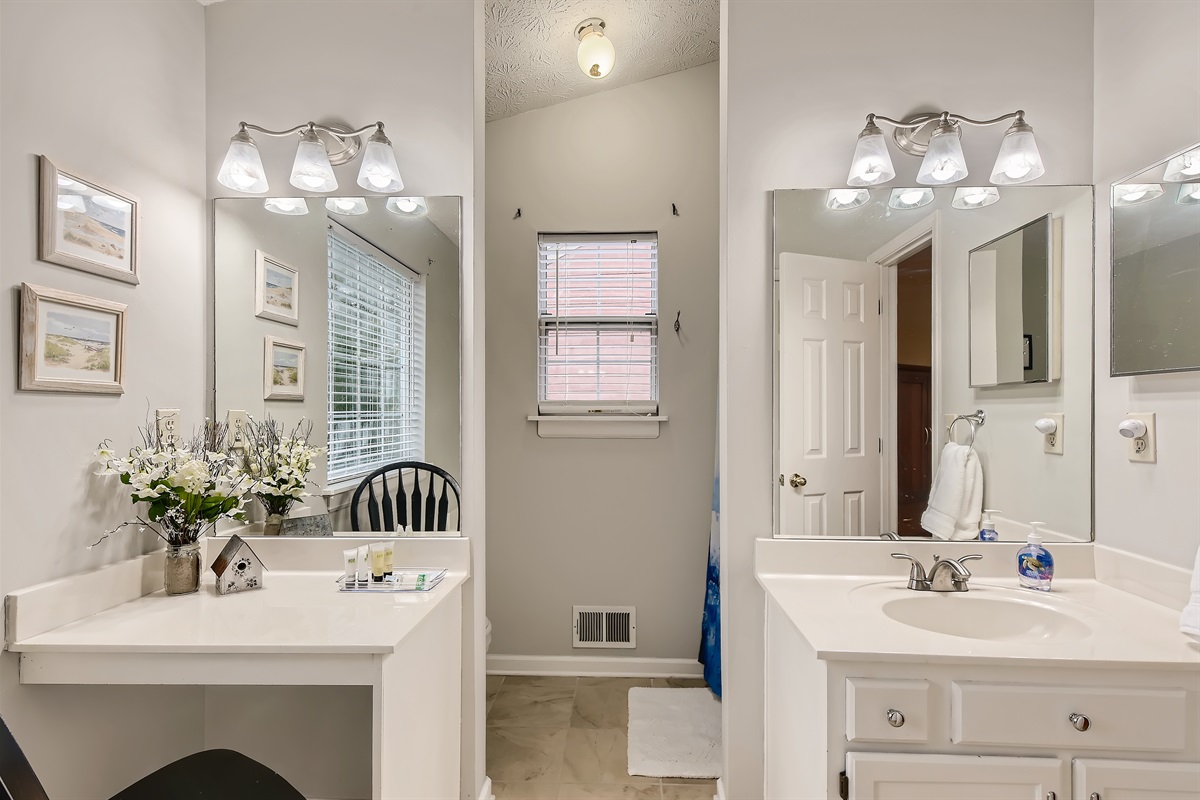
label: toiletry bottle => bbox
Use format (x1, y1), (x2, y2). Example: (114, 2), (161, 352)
(979, 510), (1000, 542)
(1016, 522), (1054, 591)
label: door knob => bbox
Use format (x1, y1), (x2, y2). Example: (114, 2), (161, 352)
(789, 474), (807, 488)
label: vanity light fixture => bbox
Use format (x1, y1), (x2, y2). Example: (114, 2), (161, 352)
(888, 187), (935, 210)
(217, 121), (404, 196)
(1163, 146), (1200, 182)
(325, 197), (369, 216)
(846, 110), (1045, 188)
(1176, 183), (1200, 205)
(952, 186), (1000, 210)
(56, 194), (87, 213)
(576, 18), (616, 79)
(263, 197), (309, 216)
(386, 196), (429, 217)
(826, 188), (870, 210)
(1112, 183), (1164, 206)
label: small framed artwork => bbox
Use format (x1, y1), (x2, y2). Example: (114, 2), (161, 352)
(255, 250), (299, 326)
(264, 336), (305, 400)
(39, 156), (139, 284)
(1023, 334), (1034, 371)
(20, 283), (126, 394)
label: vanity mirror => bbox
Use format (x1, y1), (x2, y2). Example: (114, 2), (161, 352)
(1111, 143), (1200, 376)
(774, 186), (1093, 542)
(213, 196), (462, 536)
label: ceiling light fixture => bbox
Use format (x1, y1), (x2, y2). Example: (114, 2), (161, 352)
(1163, 146), (1200, 182)
(1112, 184), (1164, 207)
(575, 18), (616, 79)
(325, 197), (369, 216)
(386, 196), (429, 217)
(951, 186), (1000, 210)
(826, 188), (870, 210)
(263, 197), (309, 216)
(1177, 183), (1200, 205)
(888, 187), (935, 210)
(846, 110), (1045, 188)
(217, 121), (403, 196)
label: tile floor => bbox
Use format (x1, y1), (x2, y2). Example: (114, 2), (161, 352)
(486, 675), (718, 800)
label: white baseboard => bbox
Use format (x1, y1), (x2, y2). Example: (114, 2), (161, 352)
(479, 776), (494, 800)
(487, 654), (704, 679)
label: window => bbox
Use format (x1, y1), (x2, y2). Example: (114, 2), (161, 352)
(537, 233), (658, 415)
(327, 224), (426, 483)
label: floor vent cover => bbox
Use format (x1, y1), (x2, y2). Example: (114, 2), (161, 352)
(572, 606), (636, 649)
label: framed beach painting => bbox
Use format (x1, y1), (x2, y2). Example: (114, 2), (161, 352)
(20, 283), (125, 394)
(39, 156), (139, 284)
(264, 336), (305, 400)
(255, 250), (299, 326)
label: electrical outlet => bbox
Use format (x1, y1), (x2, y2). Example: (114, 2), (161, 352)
(227, 410), (250, 451)
(1125, 412), (1157, 463)
(1041, 413), (1064, 455)
(155, 408), (181, 448)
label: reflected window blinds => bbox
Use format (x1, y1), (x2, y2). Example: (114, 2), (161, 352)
(327, 226), (426, 482)
(537, 233), (659, 414)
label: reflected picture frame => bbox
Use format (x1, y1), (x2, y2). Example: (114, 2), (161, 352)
(38, 156), (139, 285)
(254, 250), (300, 326)
(19, 283), (126, 394)
(264, 336), (304, 400)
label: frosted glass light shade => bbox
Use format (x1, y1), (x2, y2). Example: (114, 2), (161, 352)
(357, 128), (404, 193)
(917, 123), (969, 185)
(952, 186), (1000, 209)
(1163, 147), (1200, 182)
(217, 130), (269, 194)
(888, 187), (934, 210)
(1177, 183), (1200, 205)
(577, 28), (616, 79)
(263, 197), (309, 215)
(846, 123), (896, 187)
(289, 129), (338, 192)
(56, 194), (87, 213)
(826, 188), (870, 210)
(325, 197), (368, 216)
(386, 196), (428, 216)
(1112, 183), (1163, 206)
(990, 123), (1045, 185)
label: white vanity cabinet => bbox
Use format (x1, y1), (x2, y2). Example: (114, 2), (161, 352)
(764, 598), (1200, 800)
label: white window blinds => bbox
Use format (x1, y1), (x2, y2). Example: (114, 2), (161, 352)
(537, 233), (658, 414)
(327, 225), (426, 483)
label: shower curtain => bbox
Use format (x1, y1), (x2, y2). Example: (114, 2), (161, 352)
(699, 435), (722, 697)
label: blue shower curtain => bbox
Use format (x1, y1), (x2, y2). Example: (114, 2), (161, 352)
(699, 436), (721, 697)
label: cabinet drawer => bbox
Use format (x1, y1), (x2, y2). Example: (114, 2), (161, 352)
(952, 682), (1187, 752)
(847, 678), (930, 743)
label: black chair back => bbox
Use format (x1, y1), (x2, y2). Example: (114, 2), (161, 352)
(349, 461), (461, 533)
(0, 716), (51, 800)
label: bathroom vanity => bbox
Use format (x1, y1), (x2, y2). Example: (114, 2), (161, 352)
(757, 539), (1200, 799)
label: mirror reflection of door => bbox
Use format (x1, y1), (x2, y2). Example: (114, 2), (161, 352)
(894, 245), (933, 537)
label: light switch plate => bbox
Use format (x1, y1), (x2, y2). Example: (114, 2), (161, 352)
(1125, 412), (1156, 463)
(227, 410), (251, 451)
(1042, 413), (1064, 455)
(155, 408), (181, 448)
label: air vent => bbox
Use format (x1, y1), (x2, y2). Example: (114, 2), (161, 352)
(572, 605), (636, 649)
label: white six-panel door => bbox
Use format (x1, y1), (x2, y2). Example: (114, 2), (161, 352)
(779, 253), (881, 537)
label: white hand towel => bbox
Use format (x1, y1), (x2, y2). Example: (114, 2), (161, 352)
(1180, 547), (1200, 640)
(920, 443), (984, 541)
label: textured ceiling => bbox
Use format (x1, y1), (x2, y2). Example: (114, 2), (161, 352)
(486, 0), (719, 121)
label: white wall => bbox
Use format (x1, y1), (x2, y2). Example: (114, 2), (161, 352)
(721, 1), (1095, 795)
(1093, 0), (1200, 568)
(485, 64), (719, 660)
(0, 2), (209, 796)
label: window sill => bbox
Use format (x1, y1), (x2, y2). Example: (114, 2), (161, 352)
(526, 414), (667, 440)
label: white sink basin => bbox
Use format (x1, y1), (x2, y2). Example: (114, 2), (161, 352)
(880, 592), (1092, 642)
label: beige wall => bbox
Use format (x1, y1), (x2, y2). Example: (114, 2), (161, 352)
(722, 1), (1096, 795)
(1093, 0), (1200, 568)
(0, 2), (209, 796)
(896, 250), (932, 368)
(485, 64), (719, 660)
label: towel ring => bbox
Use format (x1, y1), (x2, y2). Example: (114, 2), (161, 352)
(947, 410), (986, 449)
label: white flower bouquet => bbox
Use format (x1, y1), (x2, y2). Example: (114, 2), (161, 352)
(234, 416), (324, 521)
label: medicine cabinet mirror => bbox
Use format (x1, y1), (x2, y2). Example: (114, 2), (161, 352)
(773, 186), (1094, 543)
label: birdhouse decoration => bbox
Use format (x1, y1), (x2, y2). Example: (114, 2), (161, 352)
(210, 535), (266, 595)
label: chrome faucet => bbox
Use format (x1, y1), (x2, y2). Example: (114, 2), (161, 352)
(891, 553), (983, 592)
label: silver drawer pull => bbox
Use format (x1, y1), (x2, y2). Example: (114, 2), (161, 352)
(1069, 712), (1091, 732)
(885, 708), (905, 728)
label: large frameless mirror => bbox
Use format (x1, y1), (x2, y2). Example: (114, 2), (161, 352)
(773, 186), (1093, 543)
(213, 196), (462, 536)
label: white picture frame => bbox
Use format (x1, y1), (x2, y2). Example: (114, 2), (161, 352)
(264, 336), (305, 400)
(20, 283), (126, 394)
(39, 156), (139, 285)
(254, 250), (300, 326)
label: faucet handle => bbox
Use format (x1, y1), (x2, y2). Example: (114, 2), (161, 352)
(891, 553), (928, 589)
(955, 554), (983, 574)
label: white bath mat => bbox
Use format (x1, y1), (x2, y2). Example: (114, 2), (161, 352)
(627, 687), (721, 779)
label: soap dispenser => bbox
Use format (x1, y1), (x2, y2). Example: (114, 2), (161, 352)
(979, 510), (1000, 542)
(1016, 522), (1054, 591)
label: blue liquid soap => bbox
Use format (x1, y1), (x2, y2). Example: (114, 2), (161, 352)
(1016, 522), (1054, 591)
(979, 509), (1000, 542)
